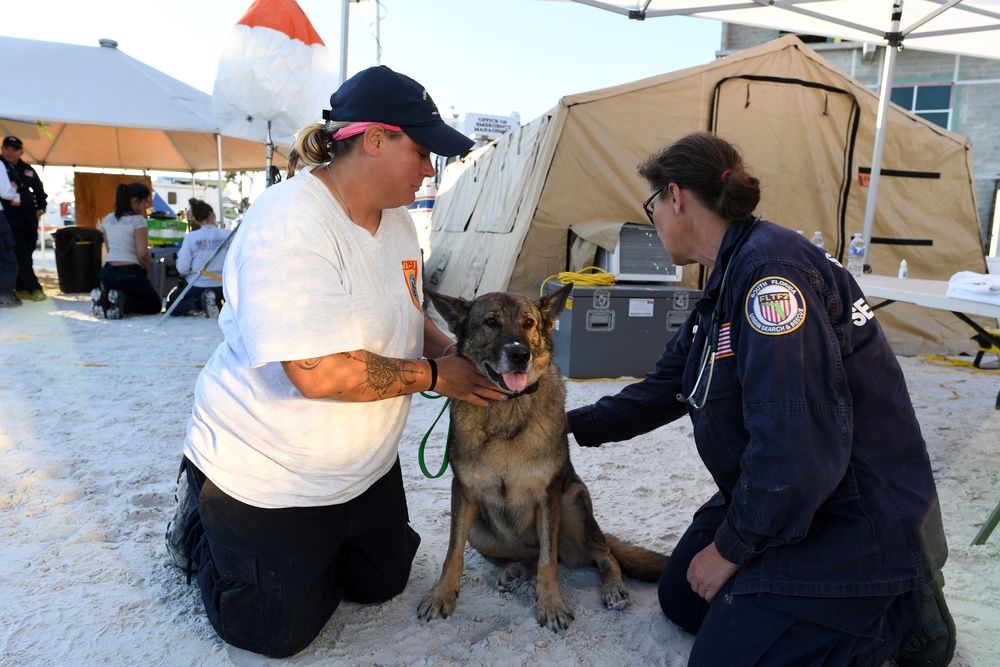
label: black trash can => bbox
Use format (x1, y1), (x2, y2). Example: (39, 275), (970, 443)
(52, 226), (104, 293)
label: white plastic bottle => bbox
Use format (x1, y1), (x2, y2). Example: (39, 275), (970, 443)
(810, 231), (824, 249)
(898, 259), (908, 279)
(848, 233), (866, 277)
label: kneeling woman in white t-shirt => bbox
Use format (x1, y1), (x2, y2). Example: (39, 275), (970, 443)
(167, 66), (508, 659)
(93, 182), (162, 318)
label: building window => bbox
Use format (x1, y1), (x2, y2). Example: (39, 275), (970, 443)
(890, 83), (953, 129)
(167, 192), (177, 205)
(778, 32), (830, 44)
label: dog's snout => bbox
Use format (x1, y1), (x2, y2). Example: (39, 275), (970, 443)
(506, 343), (530, 365)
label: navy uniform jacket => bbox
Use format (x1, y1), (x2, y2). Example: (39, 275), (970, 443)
(1, 157), (47, 227)
(568, 218), (946, 597)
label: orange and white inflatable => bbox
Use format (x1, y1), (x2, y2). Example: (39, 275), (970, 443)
(212, 0), (338, 144)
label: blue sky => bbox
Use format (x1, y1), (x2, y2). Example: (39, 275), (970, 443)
(6, 0), (722, 124)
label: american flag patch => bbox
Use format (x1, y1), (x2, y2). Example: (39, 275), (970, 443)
(716, 323), (734, 359)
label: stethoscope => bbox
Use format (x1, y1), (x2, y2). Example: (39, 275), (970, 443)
(676, 215), (760, 410)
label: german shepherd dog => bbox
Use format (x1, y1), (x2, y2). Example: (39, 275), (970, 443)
(418, 286), (668, 631)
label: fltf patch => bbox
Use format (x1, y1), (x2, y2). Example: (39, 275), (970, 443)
(402, 260), (421, 310)
(745, 277), (806, 335)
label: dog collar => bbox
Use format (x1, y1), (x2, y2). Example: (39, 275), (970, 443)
(507, 380), (540, 399)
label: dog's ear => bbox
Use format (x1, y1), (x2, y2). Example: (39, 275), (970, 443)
(425, 288), (471, 334)
(537, 284), (573, 331)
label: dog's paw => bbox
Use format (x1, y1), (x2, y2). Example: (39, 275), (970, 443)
(535, 599), (575, 632)
(417, 589), (458, 621)
(497, 562), (529, 592)
(602, 580), (630, 610)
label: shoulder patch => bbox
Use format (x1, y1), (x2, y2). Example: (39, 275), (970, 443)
(402, 259), (421, 310)
(745, 276), (806, 335)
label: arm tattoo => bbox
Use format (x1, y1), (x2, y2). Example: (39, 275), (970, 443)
(344, 351), (420, 398)
(281, 358), (323, 370)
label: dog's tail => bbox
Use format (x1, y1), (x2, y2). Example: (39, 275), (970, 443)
(607, 535), (669, 582)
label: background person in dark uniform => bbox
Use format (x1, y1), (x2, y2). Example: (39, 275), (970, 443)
(1, 136), (48, 301)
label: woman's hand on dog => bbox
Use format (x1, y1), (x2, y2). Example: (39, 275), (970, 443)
(435, 354), (511, 408)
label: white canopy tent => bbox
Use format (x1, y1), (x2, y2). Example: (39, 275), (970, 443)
(0, 35), (287, 221)
(564, 0), (1000, 266)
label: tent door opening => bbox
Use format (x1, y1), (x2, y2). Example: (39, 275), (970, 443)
(709, 76), (859, 264)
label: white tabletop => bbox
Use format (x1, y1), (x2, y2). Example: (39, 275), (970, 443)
(856, 274), (1000, 320)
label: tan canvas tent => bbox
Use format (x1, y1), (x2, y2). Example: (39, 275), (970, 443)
(426, 35), (989, 355)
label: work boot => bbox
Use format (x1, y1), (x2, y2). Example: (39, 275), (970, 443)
(90, 288), (107, 319)
(0, 293), (22, 307)
(896, 571), (957, 667)
(201, 290), (220, 319)
(106, 289), (124, 319)
(16, 289), (46, 301)
(165, 463), (199, 583)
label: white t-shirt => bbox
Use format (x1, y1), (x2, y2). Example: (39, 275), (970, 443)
(0, 164), (14, 200)
(184, 168), (426, 508)
(176, 224), (231, 287)
(102, 212), (146, 264)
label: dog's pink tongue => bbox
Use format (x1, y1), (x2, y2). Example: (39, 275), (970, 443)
(502, 372), (529, 392)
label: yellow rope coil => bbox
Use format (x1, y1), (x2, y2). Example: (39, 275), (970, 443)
(539, 266), (617, 296)
(919, 354), (1000, 372)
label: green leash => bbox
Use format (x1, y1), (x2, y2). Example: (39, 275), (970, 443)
(418, 392), (452, 478)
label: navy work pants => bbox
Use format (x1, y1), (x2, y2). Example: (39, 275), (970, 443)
(658, 503), (922, 666)
(165, 284), (223, 316)
(10, 219), (41, 292)
(99, 263), (162, 314)
(0, 211), (17, 296)
(181, 457), (420, 658)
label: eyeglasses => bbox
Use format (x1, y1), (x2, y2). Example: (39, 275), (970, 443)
(642, 186), (664, 224)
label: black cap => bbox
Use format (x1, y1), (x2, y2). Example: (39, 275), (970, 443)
(324, 66), (473, 157)
(2, 136), (23, 150)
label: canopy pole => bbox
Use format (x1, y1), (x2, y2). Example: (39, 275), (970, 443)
(860, 0), (903, 269)
(265, 120), (275, 188)
(340, 0), (350, 85)
(216, 133), (225, 227)
(374, 0), (380, 65)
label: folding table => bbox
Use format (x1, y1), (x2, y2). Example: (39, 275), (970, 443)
(856, 274), (1000, 546)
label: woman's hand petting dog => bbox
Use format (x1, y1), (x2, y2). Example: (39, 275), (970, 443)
(434, 354), (511, 408)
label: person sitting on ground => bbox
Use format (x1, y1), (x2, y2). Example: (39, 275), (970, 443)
(91, 182), (163, 319)
(164, 198), (230, 318)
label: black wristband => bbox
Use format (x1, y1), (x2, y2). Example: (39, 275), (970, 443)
(426, 358), (438, 392)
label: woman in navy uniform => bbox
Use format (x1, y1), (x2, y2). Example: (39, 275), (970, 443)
(568, 132), (954, 667)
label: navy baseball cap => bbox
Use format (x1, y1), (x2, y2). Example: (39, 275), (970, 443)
(323, 66), (473, 157)
(2, 136), (23, 149)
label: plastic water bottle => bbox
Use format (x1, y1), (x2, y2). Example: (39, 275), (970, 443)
(898, 259), (908, 279)
(810, 231), (824, 249)
(848, 233), (866, 277)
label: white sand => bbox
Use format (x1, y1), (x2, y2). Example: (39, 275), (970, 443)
(1, 264), (998, 666)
